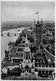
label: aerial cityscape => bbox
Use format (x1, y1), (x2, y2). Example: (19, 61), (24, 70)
(1, 1), (55, 80)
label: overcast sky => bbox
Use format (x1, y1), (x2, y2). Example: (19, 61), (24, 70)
(1, 1), (55, 22)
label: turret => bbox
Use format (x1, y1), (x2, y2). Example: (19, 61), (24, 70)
(37, 20), (39, 24)
(34, 19), (36, 25)
(41, 18), (43, 24)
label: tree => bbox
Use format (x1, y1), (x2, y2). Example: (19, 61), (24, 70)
(5, 50), (9, 61)
(14, 33), (22, 46)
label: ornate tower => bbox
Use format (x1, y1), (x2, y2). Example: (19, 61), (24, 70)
(34, 19), (42, 48)
(33, 11), (42, 48)
(36, 20), (42, 47)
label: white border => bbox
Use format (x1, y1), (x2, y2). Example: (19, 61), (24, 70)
(0, 0), (56, 81)
(1, 0), (55, 1)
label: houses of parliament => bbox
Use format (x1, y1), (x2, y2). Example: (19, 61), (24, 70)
(1, 16), (55, 80)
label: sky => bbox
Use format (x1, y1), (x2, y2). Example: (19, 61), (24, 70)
(1, 1), (55, 22)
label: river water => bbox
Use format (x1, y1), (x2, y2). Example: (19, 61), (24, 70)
(1, 27), (25, 61)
